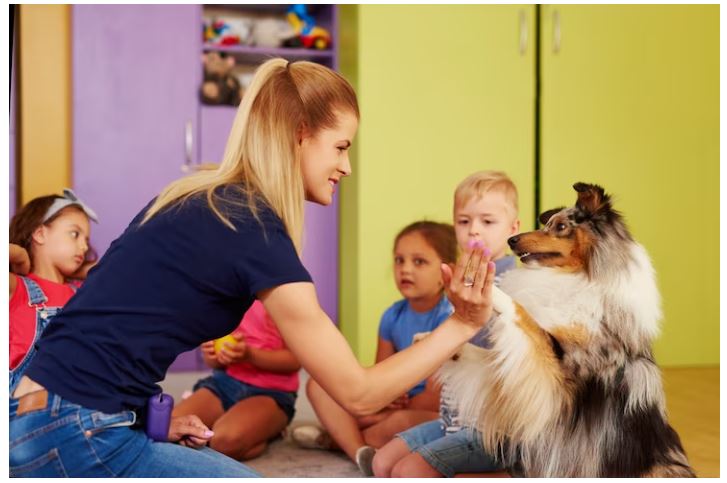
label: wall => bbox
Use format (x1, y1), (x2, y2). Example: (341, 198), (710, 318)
(18, 5), (72, 203)
(339, 5), (536, 365)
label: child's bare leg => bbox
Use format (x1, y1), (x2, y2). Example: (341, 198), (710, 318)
(372, 437), (412, 477)
(363, 409), (439, 448)
(240, 441), (267, 460)
(171, 387), (224, 428)
(391, 452), (443, 477)
(306, 378), (368, 460)
(209, 395), (287, 461)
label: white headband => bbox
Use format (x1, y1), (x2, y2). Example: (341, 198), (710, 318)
(42, 188), (99, 223)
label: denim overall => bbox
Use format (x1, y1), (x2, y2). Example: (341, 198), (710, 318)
(8, 276), (260, 477)
(9, 276), (74, 394)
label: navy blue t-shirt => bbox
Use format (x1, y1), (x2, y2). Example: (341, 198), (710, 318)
(27, 187), (311, 413)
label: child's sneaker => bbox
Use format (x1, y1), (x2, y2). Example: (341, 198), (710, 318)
(355, 445), (376, 477)
(291, 424), (333, 450)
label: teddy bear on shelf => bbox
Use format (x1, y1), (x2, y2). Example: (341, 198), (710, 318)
(200, 51), (243, 106)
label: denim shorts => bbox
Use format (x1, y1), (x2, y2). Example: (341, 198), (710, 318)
(193, 370), (297, 423)
(9, 390), (260, 477)
(397, 419), (502, 477)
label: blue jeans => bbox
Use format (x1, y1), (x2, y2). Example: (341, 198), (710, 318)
(9, 390), (260, 477)
(397, 419), (501, 477)
(194, 369), (297, 423)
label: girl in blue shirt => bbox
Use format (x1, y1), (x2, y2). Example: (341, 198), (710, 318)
(10, 58), (496, 478)
(294, 221), (457, 474)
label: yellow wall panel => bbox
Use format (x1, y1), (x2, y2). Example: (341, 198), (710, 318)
(340, 5), (535, 364)
(19, 5), (72, 203)
(540, 5), (719, 366)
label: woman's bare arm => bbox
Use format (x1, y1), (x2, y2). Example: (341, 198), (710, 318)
(259, 247), (495, 416)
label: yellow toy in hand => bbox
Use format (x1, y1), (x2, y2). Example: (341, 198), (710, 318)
(214, 334), (239, 353)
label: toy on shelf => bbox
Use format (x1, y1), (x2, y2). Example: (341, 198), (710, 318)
(251, 17), (294, 48)
(203, 17), (253, 46)
(200, 51), (243, 106)
(283, 4), (331, 50)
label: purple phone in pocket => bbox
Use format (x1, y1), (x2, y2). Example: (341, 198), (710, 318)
(145, 393), (174, 442)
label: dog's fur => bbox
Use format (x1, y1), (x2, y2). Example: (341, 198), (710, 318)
(437, 183), (695, 477)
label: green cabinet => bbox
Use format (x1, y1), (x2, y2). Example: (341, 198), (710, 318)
(339, 5), (718, 366)
(540, 5), (719, 365)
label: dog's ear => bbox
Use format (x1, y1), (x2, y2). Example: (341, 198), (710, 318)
(573, 182), (611, 216)
(538, 207), (564, 226)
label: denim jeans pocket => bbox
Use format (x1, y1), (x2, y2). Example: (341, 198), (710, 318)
(10, 448), (69, 477)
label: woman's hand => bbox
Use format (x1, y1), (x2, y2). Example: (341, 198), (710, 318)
(167, 414), (214, 448)
(216, 336), (248, 366)
(441, 241), (496, 333)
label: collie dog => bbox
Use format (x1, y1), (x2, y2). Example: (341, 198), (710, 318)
(438, 183), (695, 477)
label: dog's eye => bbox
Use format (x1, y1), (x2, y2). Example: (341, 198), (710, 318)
(556, 223), (567, 232)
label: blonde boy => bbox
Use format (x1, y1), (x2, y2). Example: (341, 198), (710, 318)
(371, 170), (520, 478)
(453, 170), (520, 269)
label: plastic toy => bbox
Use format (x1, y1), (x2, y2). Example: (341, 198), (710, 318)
(200, 51), (242, 106)
(283, 4), (331, 50)
(214, 333), (239, 353)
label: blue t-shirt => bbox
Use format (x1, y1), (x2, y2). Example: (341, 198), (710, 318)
(27, 186), (311, 413)
(378, 294), (453, 397)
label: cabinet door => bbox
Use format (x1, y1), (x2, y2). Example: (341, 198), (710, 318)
(340, 5), (536, 364)
(72, 5), (201, 256)
(72, 5), (203, 371)
(540, 5), (719, 365)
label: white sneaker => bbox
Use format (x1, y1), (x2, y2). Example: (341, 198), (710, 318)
(291, 424), (333, 450)
(355, 445), (376, 477)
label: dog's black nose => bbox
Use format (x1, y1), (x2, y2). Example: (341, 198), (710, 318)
(508, 235), (520, 248)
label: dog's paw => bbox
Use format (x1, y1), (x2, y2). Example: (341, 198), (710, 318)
(492, 286), (515, 316)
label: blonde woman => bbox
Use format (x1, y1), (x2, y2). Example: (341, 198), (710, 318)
(9, 59), (496, 477)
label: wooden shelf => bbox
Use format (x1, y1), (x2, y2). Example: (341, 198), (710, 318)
(203, 43), (334, 61)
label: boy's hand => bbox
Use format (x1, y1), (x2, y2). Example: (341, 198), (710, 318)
(9, 244), (30, 275)
(216, 336), (248, 366)
(168, 414), (214, 448)
(441, 241), (496, 332)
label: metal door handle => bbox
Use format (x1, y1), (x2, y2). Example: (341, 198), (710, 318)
(552, 9), (561, 54)
(182, 120), (193, 173)
(519, 10), (528, 55)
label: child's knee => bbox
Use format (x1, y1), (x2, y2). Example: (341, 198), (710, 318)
(372, 445), (394, 477)
(209, 430), (248, 458)
(305, 377), (322, 399)
(392, 453), (440, 478)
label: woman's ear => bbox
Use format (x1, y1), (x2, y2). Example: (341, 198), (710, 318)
(297, 122), (311, 145)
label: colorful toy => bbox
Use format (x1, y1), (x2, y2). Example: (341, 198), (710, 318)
(200, 51), (242, 106)
(204, 18), (253, 46)
(214, 333), (239, 353)
(283, 4), (331, 50)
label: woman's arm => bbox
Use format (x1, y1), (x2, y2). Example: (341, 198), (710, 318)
(9, 243), (30, 298)
(260, 247), (495, 416)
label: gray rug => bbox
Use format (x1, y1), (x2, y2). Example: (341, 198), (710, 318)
(160, 370), (364, 478)
(245, 422), (363, 478)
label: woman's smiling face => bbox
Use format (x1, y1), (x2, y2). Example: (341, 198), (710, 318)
(299, 110), (358, 206)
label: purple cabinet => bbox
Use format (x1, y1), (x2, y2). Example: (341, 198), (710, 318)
(72, 5), (202, 257)
(71, 5), (340, 372)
